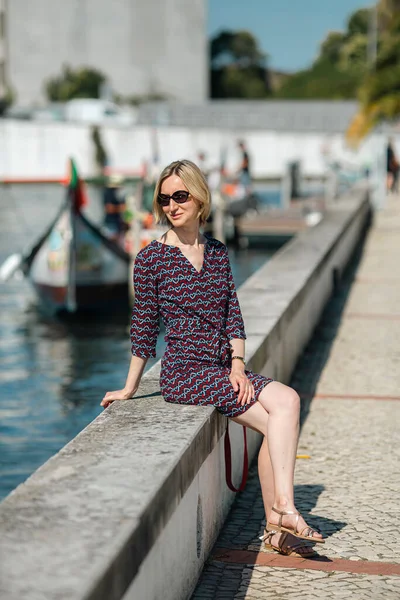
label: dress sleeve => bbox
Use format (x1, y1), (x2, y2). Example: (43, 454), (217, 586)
(224, 247), (246, 340)
(130, 250), (160, 358)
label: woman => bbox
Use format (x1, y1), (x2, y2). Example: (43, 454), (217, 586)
(101, 160), (324, 557)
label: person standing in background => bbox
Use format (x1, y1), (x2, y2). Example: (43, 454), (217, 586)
(387, 139), (399, 194)
(238, 140), (252, 192)
(102, 175), (127, 244)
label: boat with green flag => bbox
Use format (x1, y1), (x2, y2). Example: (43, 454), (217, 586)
(0, 158), (131, 314)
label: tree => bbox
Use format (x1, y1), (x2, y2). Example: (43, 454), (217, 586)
(346, 4), (400, 144)
(319, 31), (347, 65)
(275, 6), (373, 101)
(338, 34), (368, 73)
(275, 59), (361, 100)
(347, 8), (371, 37)
(45, 65), (106, 101)
(210, 30), (270, 98)
(378, 0), (400, 31)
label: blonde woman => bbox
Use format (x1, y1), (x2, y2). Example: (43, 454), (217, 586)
(101, 160), (324, 556)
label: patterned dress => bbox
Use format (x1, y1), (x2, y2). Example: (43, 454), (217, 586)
(130, 236), (273, 417)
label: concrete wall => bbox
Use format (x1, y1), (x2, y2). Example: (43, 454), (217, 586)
(0, 118), (380, 180)
(0, 185), (371, 600)
(6, 0), (207, 105)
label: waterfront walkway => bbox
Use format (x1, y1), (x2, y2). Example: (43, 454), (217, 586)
(191, 194), (400, 599)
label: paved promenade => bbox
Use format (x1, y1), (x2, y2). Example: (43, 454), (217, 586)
(191, 195), (400, 599)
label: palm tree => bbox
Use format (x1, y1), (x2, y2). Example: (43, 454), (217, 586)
(346, 1), (400, 145)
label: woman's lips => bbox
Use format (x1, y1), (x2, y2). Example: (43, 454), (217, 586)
(170, 214), (182, 219)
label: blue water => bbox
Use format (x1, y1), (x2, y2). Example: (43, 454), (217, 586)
(0, 184), (279, 501)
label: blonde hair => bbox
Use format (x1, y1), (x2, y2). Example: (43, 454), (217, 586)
(152, 159), (211, 226)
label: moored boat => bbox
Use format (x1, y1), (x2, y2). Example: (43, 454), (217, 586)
(9, 159), (131, 314)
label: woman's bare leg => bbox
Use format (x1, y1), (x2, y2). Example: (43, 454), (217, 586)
(258, 435), (274, 515)
(233, 382), (323, 541)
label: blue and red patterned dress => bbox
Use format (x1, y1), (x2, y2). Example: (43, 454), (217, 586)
(130, 236), (273, 417)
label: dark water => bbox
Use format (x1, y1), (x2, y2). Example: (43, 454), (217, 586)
(0, 184), (277, 501)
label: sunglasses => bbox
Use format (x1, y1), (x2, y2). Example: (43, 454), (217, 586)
(157, 190), (190, 207)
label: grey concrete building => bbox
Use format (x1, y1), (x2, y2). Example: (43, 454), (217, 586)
(5, 0), (207, 106)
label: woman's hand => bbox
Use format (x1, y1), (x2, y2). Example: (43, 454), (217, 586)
(229, 366), (255, 406)
(100, 388), (136, 409)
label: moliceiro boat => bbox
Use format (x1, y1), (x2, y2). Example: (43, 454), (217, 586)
(3, 159), (131, 314)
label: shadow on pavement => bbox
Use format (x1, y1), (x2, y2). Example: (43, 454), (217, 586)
(291, 228), (370, 426)
(294, 483), (347, 540)
(191, 224), (371, 599)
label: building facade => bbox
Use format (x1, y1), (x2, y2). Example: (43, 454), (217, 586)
(5, 0), (207, 106)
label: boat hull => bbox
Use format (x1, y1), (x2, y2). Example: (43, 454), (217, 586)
(25, 201), (131, 314)
(33, 282), (130, 314)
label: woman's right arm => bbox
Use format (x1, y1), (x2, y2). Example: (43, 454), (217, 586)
(100, 249), (160, 409)
(100, 354), (147, 408)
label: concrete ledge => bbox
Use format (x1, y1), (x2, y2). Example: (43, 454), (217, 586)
(0, 185), (371, 600)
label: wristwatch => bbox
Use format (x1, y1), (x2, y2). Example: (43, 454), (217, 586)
(231, 356), (246, 365)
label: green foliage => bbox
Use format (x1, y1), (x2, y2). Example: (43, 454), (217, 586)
(319, 31), (347, 65)
(45, 65), (106, 101)
(220, 66), (269, 98)
(207, 1), (400, 112)
(347, 1), (400, 142)
(347, 8), (371, 36)
(211, 30), (266, 67)
(210, 30), (270, 98)
(275, 59), (361, 100)
(338, 34), (368, 73)
(275, 6), (371, 101)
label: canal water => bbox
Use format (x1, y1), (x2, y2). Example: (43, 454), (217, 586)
(0, 184), (279, 501)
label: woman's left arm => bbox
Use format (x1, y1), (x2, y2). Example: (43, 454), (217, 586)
(229, 338), (255, 406)
(223, 247), (255, 405)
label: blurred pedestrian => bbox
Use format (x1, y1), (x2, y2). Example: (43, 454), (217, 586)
(387, 139), (399, 194)
(237, 140), (252, 192)
(197, 151), (208, 176)
(101, 159), (324, 558)
(102, 174), (127, 244)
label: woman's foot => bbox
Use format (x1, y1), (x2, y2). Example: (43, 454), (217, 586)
(261, 530), (317, 558)
(267, 506), (324, 543)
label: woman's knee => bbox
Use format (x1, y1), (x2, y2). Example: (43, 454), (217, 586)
(282, 387), (300, 417)
(258, 381), (300, 417)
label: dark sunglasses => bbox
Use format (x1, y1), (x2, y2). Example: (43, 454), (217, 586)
(157, 190), (190, 207)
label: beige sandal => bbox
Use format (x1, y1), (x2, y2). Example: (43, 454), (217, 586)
(266, 507), (325, 544)
(260, 529), (318, 557)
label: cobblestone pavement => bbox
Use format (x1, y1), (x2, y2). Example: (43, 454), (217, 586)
(191, 196), (400, 599)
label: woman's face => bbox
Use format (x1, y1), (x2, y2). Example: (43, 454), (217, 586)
(160, 175), (200, 228)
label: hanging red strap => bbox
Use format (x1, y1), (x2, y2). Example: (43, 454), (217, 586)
(224, 421), (249, 492)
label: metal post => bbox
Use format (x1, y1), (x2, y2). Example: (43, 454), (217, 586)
(324, 167), (338, 204)
(212, 188), (226, 244)
(368, 3), (378, 70)
(127, 179), (144, 304)
(281, 163), (291, 211)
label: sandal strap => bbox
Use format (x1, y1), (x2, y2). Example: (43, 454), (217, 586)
(271, 506), (299, 531)
(259, 528), (277, 542)
(271, 506), (298, 516)
(299, 526), (317, 538)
